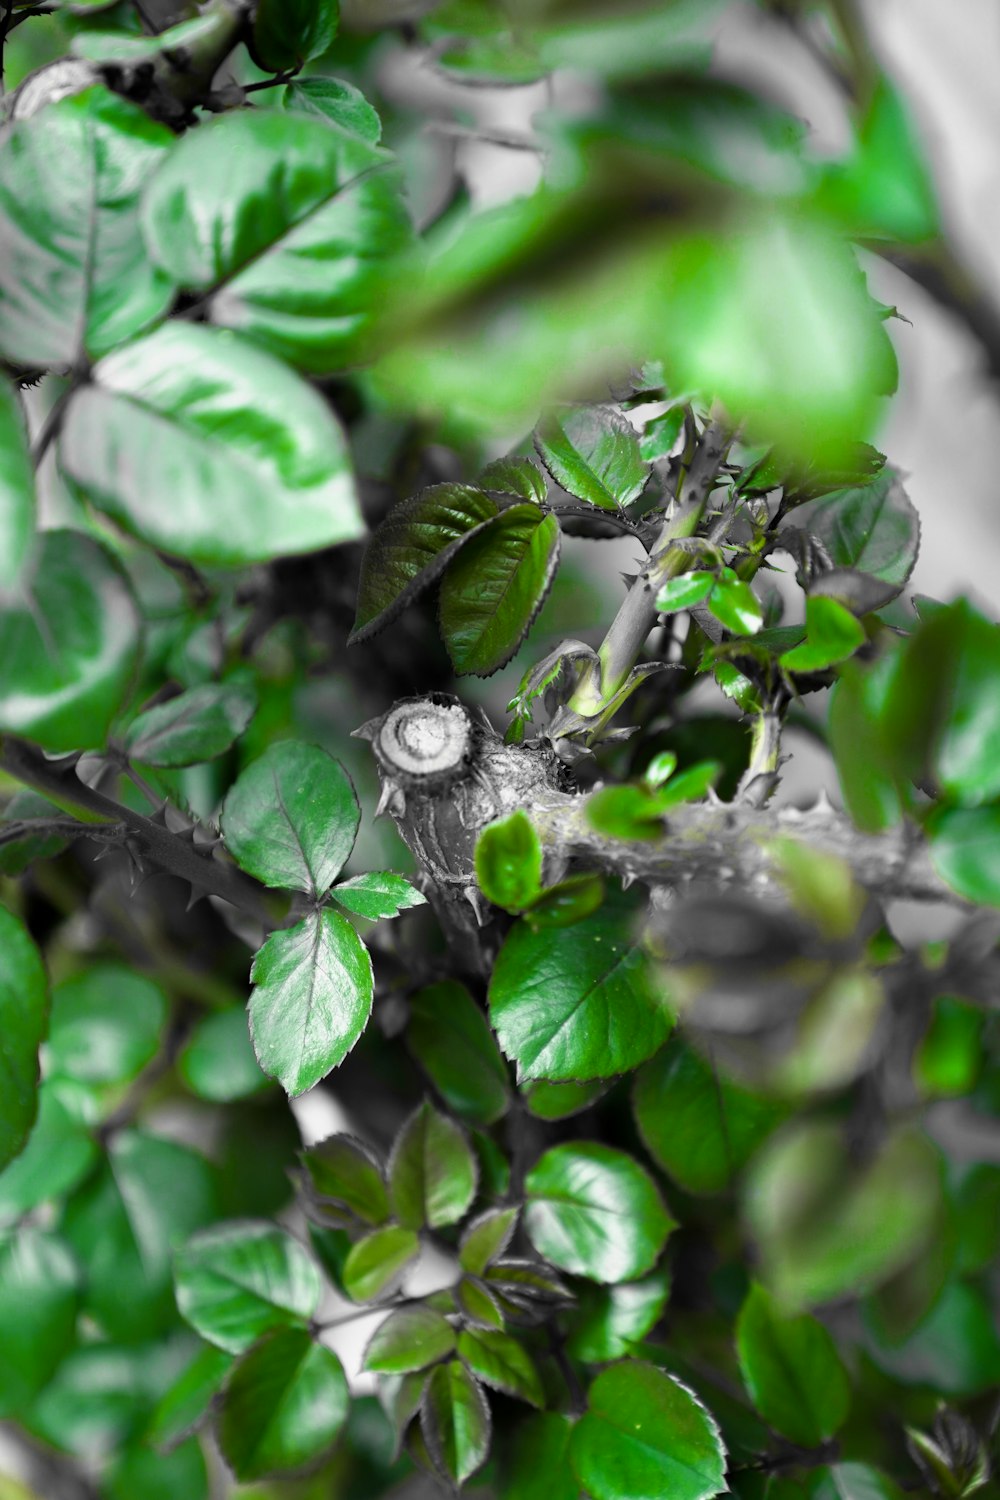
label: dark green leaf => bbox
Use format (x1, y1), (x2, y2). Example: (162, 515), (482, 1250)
(439, 507), (561, 676)
(736, 1282), (851, 1446)
(457, 1327), (543, 1406)
(147, 1343), (234, 1452)
(249, 909), (374, 1096)
(331, 872), (426, 920)
(420, 1359), (491, 1487)
(142, 110), (410, 374)
(0, 790), (67, 876)
(789, 469), (919, 587)
(459, 1207), (519, 1277)
(408, 981), (511, 1127)
(780, 597), (865, 674)
(570, 1360), (727, 1500)
(0, 1076), (98, 1221)
(927, 804), (1000, 906)
(475, 809), (544, 911)
(0, 86), (173, 366)
(222, 740), (360, 897)
(124, 680), (257, 767)
(283, 77), (382, 144)
(656, 572), (716, 614)
(0, 905), (48, 1174)
(252, 0), (338, 72)
(218, 1327), (349, 1480)
(364, 1305), (456, 1374)
(0, 528), (140, 752)
(489, 903), (672, 1083)
(828, 653), (903, 833)
(299, 1135), (389, 1227)
(535, 406), (649, 509)
(0, 378), (35, 594)
(479, 456), (548, 502)
(499, 1412), (578, 1500)
(342, 1224), (420, 1302)
(47, 963), (167, 1087)
(0, 1228), (79, 1416)
(524, 1142), (674, 1283)
(178, 1008), (269, 1103)
(567, 1270), (671, 1363)
(809, 1464), (907, 1500)
(634, 1039), (787, 1196)
(388, 1100), (478, 1229)
(58, 323), (363, 566)
(174, 1220), (322, 1353)
(864, 1280), (1000, 1397)
(101, 1435), (208, 1500)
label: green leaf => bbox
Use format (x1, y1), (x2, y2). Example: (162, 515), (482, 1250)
(479, 456), (548, 502)
(567, 1270), (671, 1363)
(525, 1142), (674, 1283)
(299, 1135), (389, 1227)
(61, 1131), (218, 1343)
(26, 1339), (168, 1460)
(457, 1276), (506, 1331)
(769, 840), (866, 941)
(788, 469), (919, 587)
(439, 507), (561, 676)
(641, 405), (686, 462)
(0, 528), (140, 752)
(585, 783), (667, 842)
(283, 77), (382, 145)
(178, 1007), (269, 1103)
(780, 597), (865, 674)
(656, 572), (716, 614)
(174, 1220), (322, 1353)
(535, 405), (649, 509)
(252, 0), (339, 72)
(0, 86), (173, 367)
(570, 1360), (727, 1500)
(809, 1465), (907, 1500)
(364, 1305), (456, 1374)
(222, 741), (360, 897)
(0, 1076), (98, 1221)
(101, 1436), (208, 1500)
(457, 1327), (543, 1407)
(523, 1076), (610, 1120)
(864, 1280), (1000, 1397)
(489, 902), (673, 1083)
(736, 1282), (851, 1446)
(58, 323), (363, 567)
(388, 1100), (478, 1229)
(0, 379), (35, 595)
(141, 110), (410, 374)
(499, 1412), (578, 1500)
(634, 1039), (787, 1196)
(421, 1359), (491, 1487)
(653, 761), (723, 810)
(47, 963), (167, 1087)
(0, 790), (68, 876)
(0, 1228), (79, 1417)
(926, 804), (1000, 905)
(219, 1327), (349, 1481)
(523, 872), (606, 930)
(708, 574), (764, 636)
(124, 680), (257, 768)
(342, 1224), (420, 1302)
(913, 997), (982, 1098)
(331, 872), (426, 920)
(459, 1207), (519, 1277)
(249, 909), (374, 1096)
(407, 981), (511, 1126)
(147, 1343), (234, 1452)
(828, 652), (903, 833)
(0, 905), (48, 1174)
(475, 810), (544, 912)
(819, 79), (938, 243)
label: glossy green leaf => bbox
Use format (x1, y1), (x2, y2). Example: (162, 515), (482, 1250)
(634, 1039), (787, 1196)
(656, 572), (716, 613)
(475, 809), (544, 912)
(388, 1100), (478, 1230)
(58, 323), (363, 566)
(0, 1076), (98, 1221)
(0, 528), (140, 752)
(249, 909), (374, 1096)
(570, 1360), (727, 1500)
(459, 1207), (519, 1277)
(283, 77), (382, 145)
(174, 1220), (322, 1353)
(47, 964), (167, 1087)
(457, 1327), (543, 1407)
(535, 405), (649, 509)
(364, 1305), (456, 1374)
(421, 1359), (491, 1487)
(178, 1008), (269, 1103)
(147, 1343), (234, 1452)
(142, 109), (410, 374)
(781, 597), (865, 673)
(927, 804), (1000, 905)
(736, 1282), (850, 1446)
(331, 872), (426, 920)
(342, 1224), (420, 1302)
(0, 1228), (79, 1416)
(407, 981), (511, 1126)
(299, 1135), (389, 1226)
(708, 574), (764, 636)
(0, 379), (35, 595)
(499, 1412), (578, 1500)
(252, 0), (338, 72)
(124, 680), (257, 768)
(61, 1131), (218, 1343)
(222, 741), (359, 897)
(0, 86), (173, 367)
(524, 1142), (674, 1283)
(567, 1270), (671, 1363)
(219, 1327), (349, 1480)
(0, 906), (48, 1175)
(789, 470), (919, 587)
(489, 903), (672, 1083)
(439, 507), (561, 676)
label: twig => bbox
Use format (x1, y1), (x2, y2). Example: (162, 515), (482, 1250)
(31, 380), (81, 468)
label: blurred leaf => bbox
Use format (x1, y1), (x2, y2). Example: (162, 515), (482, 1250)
(818, 79), (938, 244)
(219, 1327), (349, 1480)
(331, 872), (426, 920)
(736, 1282), (851, 1446)
(48, 964), (167, 1088)
(499, 1412), (578, 1500)
(342, 1224), (419, 1302)
(420, 1359), (491, 1487)
(0, 1077), (98, 1222)
(58, 324), (363, 566)
(927, 804), (1000, 905)
(147, 1343), (233, 1452)
(364, 1305), (456, 1374)
(283, 76), (382, 144)
(0, 906), (48, 1175)
(828, 651), (903, 832)
(864, 1282), (1000, 1397)
(769, 841), (865, 941)
(567, 1269), (671, 1363)
(100, 1435), (207, 1500)
(179, 1008), (270, 1103)
(440, 507), (561, 675)
(809, 1465), (907, 1500)
(388, 1100), (478, 1229)
(29, 1340), (182, 1461)
(251, 0), (339, 71)
(0, 1229), (79, 1417)
(407, 981), (511, 1126)
(0, 379), (35, 595)
(475, 809), (544, 912)
(174, 1220), (322, 1353)
(124, 680), (257, 768)
(913, 997), (983, 1098)
(535, 405), (649, 509)
(457, 1327), (543, 1407)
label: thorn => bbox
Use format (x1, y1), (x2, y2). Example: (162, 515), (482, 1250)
(704, 786), (722, 806)
(185, 885), (207, 912)
(463, 885), (487, 924)
(808, 789), (835, 818)
(351, 715), (383, 742)
(375, 781), (405, 819)
(620, 872), (636, 890)
(148, 802), (171, 827)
